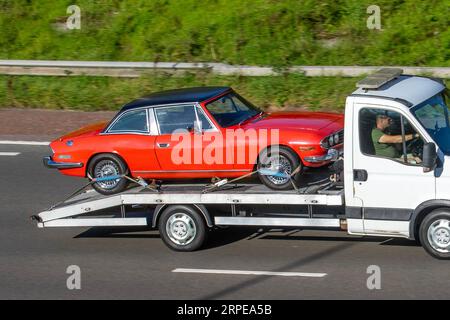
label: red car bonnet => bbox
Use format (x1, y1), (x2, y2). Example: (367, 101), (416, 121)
(57, 121), (108, 141)
(241, 111), (343, 131)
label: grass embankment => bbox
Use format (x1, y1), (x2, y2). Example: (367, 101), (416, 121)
(1, 74), (448, 112)
(0, 0), (448, 111)
(0, 74), (361, 112)
(1, 0), (448, 66)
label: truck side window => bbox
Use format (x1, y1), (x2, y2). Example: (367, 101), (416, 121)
(359, 108), (424, 165)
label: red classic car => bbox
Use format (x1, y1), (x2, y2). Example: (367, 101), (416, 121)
(44, 87), (343, 194)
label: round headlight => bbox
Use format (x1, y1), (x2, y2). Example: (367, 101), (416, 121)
(328, 136), (334, 146)
(334, 133), (340, 144)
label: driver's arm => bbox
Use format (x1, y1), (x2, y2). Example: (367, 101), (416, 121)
(379, 133), (418, 144)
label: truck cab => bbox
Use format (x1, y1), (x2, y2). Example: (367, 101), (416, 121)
(344, 68), (450, 258)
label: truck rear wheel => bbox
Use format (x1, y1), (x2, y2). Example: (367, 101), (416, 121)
(158, 205), (208, 251)
(419, 209), (450, 259)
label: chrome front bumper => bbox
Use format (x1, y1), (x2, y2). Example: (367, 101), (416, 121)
(304, 148), (341, 163)
(43, 156), (83, 169)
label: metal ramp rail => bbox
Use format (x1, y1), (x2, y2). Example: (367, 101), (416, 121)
(33, 184), (344, 229)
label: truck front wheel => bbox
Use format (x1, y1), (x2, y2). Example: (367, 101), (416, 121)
(158, 205), (208, 251)
(419, 209), (450, 259)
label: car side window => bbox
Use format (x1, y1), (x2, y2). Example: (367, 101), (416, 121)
(359, 107), (424, 165)
(196, 107), (213, 131)
(108, 109), (148, 133)
(155, 105), (197, 134)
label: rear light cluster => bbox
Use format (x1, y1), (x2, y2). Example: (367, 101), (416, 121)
(320, 129), (344, 149)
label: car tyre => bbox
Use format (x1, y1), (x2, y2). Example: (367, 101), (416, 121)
(88, 153), (129, 195)
(257, 146), (302, 190)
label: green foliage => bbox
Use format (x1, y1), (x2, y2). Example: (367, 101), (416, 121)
(0, 74), (359, 111)
(0, 0), (448, 66)
(0, 1), (448, 111)
(1, 74), (447, 112)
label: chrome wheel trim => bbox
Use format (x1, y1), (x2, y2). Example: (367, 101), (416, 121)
(262, 154), (293, 185)
(166, 213), (197, 246)
(427, 219), (450, 253)
(94, 160), (121, 190)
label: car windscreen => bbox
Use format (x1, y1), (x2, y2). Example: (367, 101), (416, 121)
(205, 93), (261, 127)
(412, 91), (450, 155)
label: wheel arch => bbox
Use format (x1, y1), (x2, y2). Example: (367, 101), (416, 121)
(411, 200), (450, 240)
(253, 143), (302, 170)
(152, 204), (213, 229)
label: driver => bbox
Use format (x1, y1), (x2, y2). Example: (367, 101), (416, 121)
(372, 114), (421, 161)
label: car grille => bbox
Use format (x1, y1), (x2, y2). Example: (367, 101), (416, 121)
(337, 129), (344, 145)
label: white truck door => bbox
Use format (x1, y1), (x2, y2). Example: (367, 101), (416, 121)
(352, 102), (436, 237)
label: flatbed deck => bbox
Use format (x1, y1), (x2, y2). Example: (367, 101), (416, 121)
(35, 181), (344, 228)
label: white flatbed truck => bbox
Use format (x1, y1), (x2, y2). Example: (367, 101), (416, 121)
(33, 69), (450, 259)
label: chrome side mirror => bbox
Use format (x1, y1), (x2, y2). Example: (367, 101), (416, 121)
(193, 120), (203, 135)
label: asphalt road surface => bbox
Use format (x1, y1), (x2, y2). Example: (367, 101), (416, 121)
(1, 143), (450, 300)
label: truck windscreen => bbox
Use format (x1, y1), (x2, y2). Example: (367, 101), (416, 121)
(412, 92), (450, 155)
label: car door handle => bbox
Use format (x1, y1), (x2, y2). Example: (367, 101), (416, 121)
(354, 169), (368, 182)
(157, 143), (170, 148)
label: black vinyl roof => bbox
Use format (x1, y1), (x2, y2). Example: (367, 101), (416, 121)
(120, 86), (231, 112)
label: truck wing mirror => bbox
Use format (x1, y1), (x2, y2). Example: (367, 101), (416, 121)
(422, 142), (437, 173)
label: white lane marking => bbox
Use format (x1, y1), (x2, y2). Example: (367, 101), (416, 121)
(0, 152), (20, 156)
(0, 140), (50, 146)
(172, 268), (327, 278)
